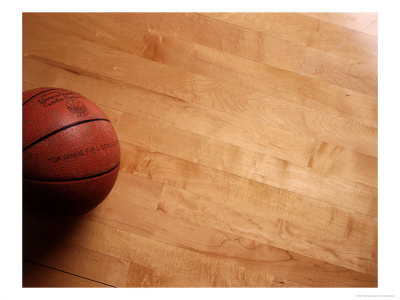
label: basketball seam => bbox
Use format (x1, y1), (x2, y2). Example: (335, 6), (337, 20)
(23, 161), (120, 182)
(23, 88), (60, 105)
(23, 118), (111, 152)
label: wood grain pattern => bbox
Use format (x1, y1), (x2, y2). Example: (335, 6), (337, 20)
(24, 13), (377, 129)
(202, 13), (377, 95)
(22, 13), (378, 287)
(301, 13), (378, 36)
(300, 47), (377, 96)
(203, 13), (377, 60)
(87, 169), (377, 286)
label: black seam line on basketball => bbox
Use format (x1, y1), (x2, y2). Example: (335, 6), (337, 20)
(23, 259), (116, 288)
(23, 161), (119, 182)
(22, 88), (59, 105)
(23, 118), (111, 152)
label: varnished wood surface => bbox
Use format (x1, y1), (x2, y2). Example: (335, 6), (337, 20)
(22, 13), (377, 287)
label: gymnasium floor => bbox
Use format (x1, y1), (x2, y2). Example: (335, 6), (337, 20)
(23, 13), (377, 287)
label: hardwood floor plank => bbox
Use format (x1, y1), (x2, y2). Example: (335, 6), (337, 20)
(22, 59), (377, 190)
(271, 277), (307, 287)
(124, 262), (200, 287)
(127, 28), (378, 134)
(201, 13), (377, 57)
(108, 220), (377, 287)
(22, 58), (315, 167)
(24, 211), (377, 287)
(125, 259), (275, 287)
(23, 260), (109, 287)
(22, 13), (379, 287)
(71, 135), (376, 277)
(307, 19), (377, 59)
(201, 13), (319, 46)
(23, 12), (305, 73)
(116, 113), (377, 217)
(308, 141), (377, 188)
(22, 48), (377, 164)
(85, 175), (377, 287)
(159, 185), (377, 276)
(24, 215), (276, 287)
(200, 13), (377, 96)
(112, 103), (315, 170)
(23, 14), (378, 132)
(300, 47), (377, 96)
(301, 13), (378, 36)
(22, 66), (377, 216)
(23, 243), (130, 287)
(23, 70), (377, 216)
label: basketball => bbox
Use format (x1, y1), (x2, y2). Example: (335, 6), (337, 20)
(23, 88), (120, 214)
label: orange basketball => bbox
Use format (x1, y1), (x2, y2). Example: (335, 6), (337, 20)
(23, 88), (120, 214)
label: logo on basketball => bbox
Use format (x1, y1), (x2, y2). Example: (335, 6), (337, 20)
(37, 90), (89, 117)
(65, 99), (88, 116)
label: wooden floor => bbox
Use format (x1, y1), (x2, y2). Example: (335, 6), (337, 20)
(22, 13), (378, 287)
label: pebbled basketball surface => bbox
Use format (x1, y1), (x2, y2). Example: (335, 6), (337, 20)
(23, 88), (120, 214)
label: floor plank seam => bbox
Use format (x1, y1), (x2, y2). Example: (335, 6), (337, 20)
(23, 259), (116, 287)
(299, 13), (378, 37)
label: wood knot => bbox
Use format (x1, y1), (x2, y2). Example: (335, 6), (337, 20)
(141, 29), (163, 61)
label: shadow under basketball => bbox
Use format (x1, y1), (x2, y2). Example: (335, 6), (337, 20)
(22, 200), (86, 287)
